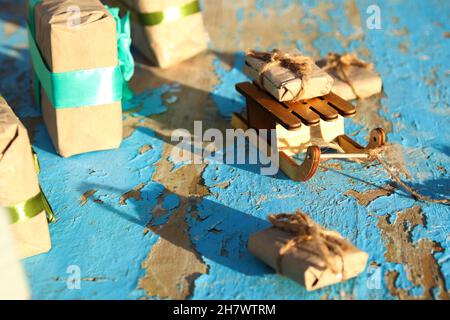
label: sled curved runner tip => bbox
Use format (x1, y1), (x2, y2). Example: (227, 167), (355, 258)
(335, 128), (386, 155)
(231, 112), (322, 181)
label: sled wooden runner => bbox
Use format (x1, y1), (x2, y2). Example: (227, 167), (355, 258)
(233, 82), (386, 181)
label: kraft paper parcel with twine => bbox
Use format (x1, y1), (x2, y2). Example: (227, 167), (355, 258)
(248, 211), (368, 291)
(317, 52), (382, 101)
(107, 0), (208, 68)
(32, 0), (123, 157)
(0, 96), (51, 259)
(244, 48), (334, 102)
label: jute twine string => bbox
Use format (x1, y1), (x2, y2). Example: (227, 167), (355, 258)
(367, 147), (450, 205)
(246, 49), (314, 101)
(268, 211), (350, 280)
(323, 52), (373, 100)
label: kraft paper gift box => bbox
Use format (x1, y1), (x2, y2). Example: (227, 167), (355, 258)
(0, 208), (31, 299)
(29, 0), (128, 157)
(244, 48), (334, 102)
(104, 0), (208, 68)
(0, 96), (52, 259)
(317, 53), (382, 101)
(247, 212), (368, 291)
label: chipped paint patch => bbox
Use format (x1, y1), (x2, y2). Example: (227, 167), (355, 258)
(345, 184), (395, 206)
(138, 144), (153, 154)
(378, 206), (449, 299)
(139, 200), (208, 299)
(119, 183), (145, 206)
(80, 189), (97, 206)
(139, 145), (209, 299)
(212, 181), (230, 189)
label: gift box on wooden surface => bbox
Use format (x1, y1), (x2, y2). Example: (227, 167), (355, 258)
(28, 0), (134, 157)
(0, 208), (30, 299)
(317, 52), (382, 101)
(248, 211), (368, 291)
(244, 49), (334, 102)
(104, 0), (209, 68)
(0, 96), (52, 259)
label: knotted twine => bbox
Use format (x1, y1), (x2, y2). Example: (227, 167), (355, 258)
(246, 49), (314, 102)
(323, 52), (373, 100)
(268, 210), (350, 280)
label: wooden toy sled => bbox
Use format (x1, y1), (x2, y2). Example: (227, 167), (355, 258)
(232, 82), (386, 181)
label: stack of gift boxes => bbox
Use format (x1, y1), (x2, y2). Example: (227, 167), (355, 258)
(0, 0), (384, 297)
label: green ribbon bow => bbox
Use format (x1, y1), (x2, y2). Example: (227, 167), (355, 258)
(106, 6), (134, 101)
(27, 0), (134, 109)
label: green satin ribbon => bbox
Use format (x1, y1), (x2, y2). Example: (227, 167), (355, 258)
(32, 151), (55, 223)
(109, 0), (201, 26)
(139, 0), (200, 26)
(27, 0), (134, 109)
(106, 6), (134, 101)
(4, 151), (55, 224)
(6, 192), (46, 224)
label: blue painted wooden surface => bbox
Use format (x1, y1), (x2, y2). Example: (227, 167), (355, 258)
(0, 0), (449, 299)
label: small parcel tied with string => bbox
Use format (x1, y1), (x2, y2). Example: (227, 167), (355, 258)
(318, 52), (382, 101)
(0, 96), (53, 259)
(104, 0), (208, 68)
(247, 211), (368, 291)
(244, 49), (334, 102)
(27, 0), (134, 157)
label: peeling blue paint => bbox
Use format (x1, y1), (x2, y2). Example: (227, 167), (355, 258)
(0, 0), (448, 300)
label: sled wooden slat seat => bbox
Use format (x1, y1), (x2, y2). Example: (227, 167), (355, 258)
(235, 82), (356, 130)
(233, 81), (385, 182)
(321, 91), (357, 117)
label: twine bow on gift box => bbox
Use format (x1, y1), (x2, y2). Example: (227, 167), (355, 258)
(246, 49), (314, 101)
(268, 210), (350, 279)
(322, 52), (373, 100)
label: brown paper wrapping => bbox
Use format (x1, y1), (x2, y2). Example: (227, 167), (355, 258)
(114, 0), (208, 68)
(34, 0), (122, 157)
(244, 49), (334, 101)
(0, 97), (51, 259)
(248, 226), (368, 291)
(317, 58), (382, 100)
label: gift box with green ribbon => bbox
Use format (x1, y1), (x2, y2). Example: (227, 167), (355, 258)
(28, 0), (134, 157)
(104, 0), (208, 68)
(0, 96), (52, 259)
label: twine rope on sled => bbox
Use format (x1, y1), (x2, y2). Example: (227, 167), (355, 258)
(367, 147), (450, 205)
(246, 49), (314, 101)
(323, 52), (373, 100)
(268, 210), (350, 280)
